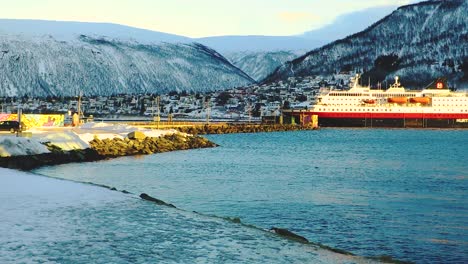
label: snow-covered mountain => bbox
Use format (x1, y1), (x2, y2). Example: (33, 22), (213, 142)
(0, 5), (408, 93)
(195, 36), (320, 82)
(225, 51), (304, 82)
(196, 6), (400, 82)
(0, 21), (254, 96)
(0, 19), (190, 44)
(264, 0), (468, 88)
(301, 6), (399, 44)
(196, 35), (322, 53)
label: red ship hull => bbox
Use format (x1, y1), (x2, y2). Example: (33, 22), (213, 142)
(314, 112), (468, 119)
(285, 111), (468, 128)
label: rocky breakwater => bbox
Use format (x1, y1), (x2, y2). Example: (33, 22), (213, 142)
(89, 131), (217, 157)
(177, 123), (317, 135)
(0, 131), (217, 171)
(0, 146), (103, 171)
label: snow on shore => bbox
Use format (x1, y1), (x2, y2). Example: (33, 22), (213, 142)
(76, 122), (178, 143)
(0, 122), (179, 156)
(0, 137), (50, 157)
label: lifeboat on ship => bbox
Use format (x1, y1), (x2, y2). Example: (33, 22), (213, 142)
(362, 99), (375, 104)
(409, 97), (431, 104)
(387, 97), (407, 104)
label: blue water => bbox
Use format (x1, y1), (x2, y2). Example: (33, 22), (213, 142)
(2, 169), (358, 263)
(35, 129), (468, 263)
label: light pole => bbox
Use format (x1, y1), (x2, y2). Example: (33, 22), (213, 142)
(205, 97), (210, 124)
(77, 91), (82, 125)
(153, 96), (161, 128)
(156, 96), (161, 128)
(17, 106), (22, 137)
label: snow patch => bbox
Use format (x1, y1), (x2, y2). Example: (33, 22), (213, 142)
(0, 136), (50, 157)
(77, 122), (180, 139)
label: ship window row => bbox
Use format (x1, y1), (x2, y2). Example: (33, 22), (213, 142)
(372, 94), (419, 97)
(326, 102), (468, 107)
(370, 94), (416, 97)
(379, 94), (416, 97)
(329, 93), (363, 96)
(435, 98), (467, 101)
(325, 108), (398, 112)
(330, 104), (369, 106)
(318, 108), (467, 112)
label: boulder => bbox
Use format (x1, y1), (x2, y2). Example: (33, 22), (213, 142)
(127, 131), (146, 140)
(140, 193), (176, 208)
(270, 227), (309, 243)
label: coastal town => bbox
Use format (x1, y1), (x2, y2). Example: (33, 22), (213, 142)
(0, 74), (352, 123)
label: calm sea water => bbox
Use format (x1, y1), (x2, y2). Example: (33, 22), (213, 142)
(2, 168), (358, 264)
(35, 129), (468, 263)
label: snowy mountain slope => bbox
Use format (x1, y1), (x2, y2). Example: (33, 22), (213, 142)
(0, 19), (190, 44)
(264, 0), (468, 88)
(196, 5), (404, 54)
(196, 35), (323, 53)
(225, 50), (304, 82)
(301, 6), (399, 44)
(0, 34), (254, 96)
(196, 7), (400, 83)
(196, 36), (321, 83)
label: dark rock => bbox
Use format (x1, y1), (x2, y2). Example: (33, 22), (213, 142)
(176, 123), (317, 135)
(229, 217), (241, 224)
(371, 255), (413, 264)
(43, 142), (63, 153)
(270, 227), (309, 243)
(0, 148), (105, 170)
(140, 193), (176, 208)
(315, 242), (354, 256)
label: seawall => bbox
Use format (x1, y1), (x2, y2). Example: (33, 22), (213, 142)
(0, 133), (217, 171)
(175, 123), (318, 135)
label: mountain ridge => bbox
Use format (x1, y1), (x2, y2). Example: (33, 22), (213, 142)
(263, 0), (468, 88)
(224, 50), (304, 82)
(0, 33), (254, 96)
(196, 35), (323, 53)
(300, 5), (398, 44)
(0, 19), (190, 44)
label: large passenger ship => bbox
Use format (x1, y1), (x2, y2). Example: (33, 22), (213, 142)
(284, 75), (468, 128)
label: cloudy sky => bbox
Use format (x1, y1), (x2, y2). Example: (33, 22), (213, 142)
(0, 0), (416, 37)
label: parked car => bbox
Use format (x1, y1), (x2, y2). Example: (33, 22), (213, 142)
(0, 121), (20, 133)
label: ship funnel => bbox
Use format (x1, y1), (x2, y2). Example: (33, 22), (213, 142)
(424, 77), (449, 90)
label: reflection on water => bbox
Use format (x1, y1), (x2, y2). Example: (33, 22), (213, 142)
(35, 129), (468, 263)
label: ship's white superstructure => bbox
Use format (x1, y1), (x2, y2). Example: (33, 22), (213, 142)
(283, 75), (468, 128)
